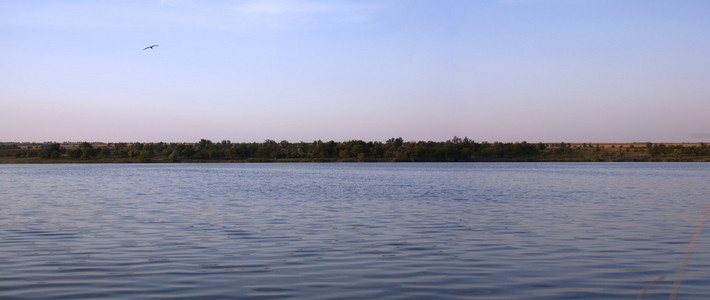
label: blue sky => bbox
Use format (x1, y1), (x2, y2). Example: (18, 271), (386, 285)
(2, 0), (709, 143)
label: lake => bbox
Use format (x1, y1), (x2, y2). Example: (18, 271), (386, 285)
(1, 163), (709, 299)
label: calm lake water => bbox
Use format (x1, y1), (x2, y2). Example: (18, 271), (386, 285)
(1, 163), (709, 299)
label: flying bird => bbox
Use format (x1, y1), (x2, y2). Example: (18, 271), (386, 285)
(143, 44), (159, 50)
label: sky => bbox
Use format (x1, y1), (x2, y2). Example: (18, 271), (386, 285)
(1, 0), (709, 143)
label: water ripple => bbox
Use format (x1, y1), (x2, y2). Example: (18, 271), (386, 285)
(1, 163), (709, 299)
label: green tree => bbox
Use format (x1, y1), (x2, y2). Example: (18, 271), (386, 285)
(40, 143), (62, 159)
(138, 148), (153, 163)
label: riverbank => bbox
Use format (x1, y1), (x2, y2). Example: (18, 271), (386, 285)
(2, 140), (709, 163)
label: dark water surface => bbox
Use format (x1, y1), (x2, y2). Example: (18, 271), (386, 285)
(1, 163), (709, 299)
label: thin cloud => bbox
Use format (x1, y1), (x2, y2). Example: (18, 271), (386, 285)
(236, 0), (337, 14)
(151, 0), (391, 31)
(231, 0), (390, 28)
(499, 0), (586, 4)
(156, 0), (196, 6)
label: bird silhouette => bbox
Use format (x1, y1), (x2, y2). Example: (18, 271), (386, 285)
(143, 44), (159, 50)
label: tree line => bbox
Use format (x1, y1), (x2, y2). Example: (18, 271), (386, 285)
(2, 138), (709, 162)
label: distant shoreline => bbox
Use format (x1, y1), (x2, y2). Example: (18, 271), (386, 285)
(2, 139), (709, 163)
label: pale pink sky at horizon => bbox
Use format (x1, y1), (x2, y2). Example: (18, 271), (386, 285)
(2, 0), (710, 143)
